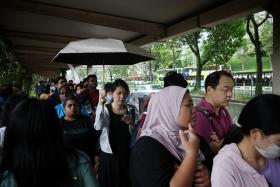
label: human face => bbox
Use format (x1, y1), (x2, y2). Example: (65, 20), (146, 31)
(87, 77), (97, 89)
(253, 130), (280, 158)
(76, 86), (85, 95)
(254, 130), (280, 149)
(177, 93), (196, 130)
(207, 75), (234, 107)
(59, 87), (70, 103)
(64, 100), (79, 119)
(57, 79), (66, 89)
(112, 86), (128, 105)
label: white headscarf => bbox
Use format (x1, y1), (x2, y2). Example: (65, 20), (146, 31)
(140, 86), (188, 161)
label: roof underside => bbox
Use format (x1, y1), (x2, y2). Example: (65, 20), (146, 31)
(0, 0), (271, 77)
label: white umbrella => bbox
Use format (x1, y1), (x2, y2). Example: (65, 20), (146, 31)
(52, 38), (153, 65)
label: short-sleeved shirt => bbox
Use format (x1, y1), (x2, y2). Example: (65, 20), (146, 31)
(47, 91), (61, 107)
(88, 89), (99, 109)
(194, 97), (232, 143)
(61, 116), (99, 163)
(55, 103), (64, 119)
(129, 136), (180, 187)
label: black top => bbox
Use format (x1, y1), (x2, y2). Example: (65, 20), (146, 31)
(107, 104), (131, 160)
(47, 91), (61, 107)
(129, 136), (180, 187)
(61, 115), (99, 163)
(129, 136), (214, 187)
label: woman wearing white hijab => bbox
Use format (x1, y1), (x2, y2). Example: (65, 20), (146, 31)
(130, 86), (210, 187)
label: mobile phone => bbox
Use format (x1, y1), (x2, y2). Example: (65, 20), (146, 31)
(123, 114), (132, 120)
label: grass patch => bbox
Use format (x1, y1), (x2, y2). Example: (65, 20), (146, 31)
(228, 55), (271, 72)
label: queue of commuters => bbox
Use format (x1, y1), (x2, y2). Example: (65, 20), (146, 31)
(0, 70), (279, 187)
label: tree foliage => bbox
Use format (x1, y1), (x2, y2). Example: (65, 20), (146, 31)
(179, 31), (203, 90)
(150, 40), (183, 69)
(203, 19), (245, 66)
(260, 17), (273, 55)
(0, 39), (34, 95)
(246, 12), (271, 96)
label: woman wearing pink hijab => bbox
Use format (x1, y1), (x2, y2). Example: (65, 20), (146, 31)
(129, 86), (211, 187)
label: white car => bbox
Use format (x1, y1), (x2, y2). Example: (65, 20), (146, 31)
(130, 84), (162, 100)
(129, 84), (162, 112)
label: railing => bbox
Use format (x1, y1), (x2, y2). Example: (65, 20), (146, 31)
(233, 83), (272, 99)
(190, 83), (273, 100)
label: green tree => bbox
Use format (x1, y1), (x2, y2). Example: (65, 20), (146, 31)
(148, 39), (184, 83)
(260, 17), (273, 56)
(150, 42), (174, 69)
(179, 18), (245, 91)
(111, 65), (129, 79)
(149, 42), (171, 81)
(203, 19), (245, 67)
(246, 12), (271, 95)
(0, 38), (35, 95)
(180, 31), (203, 91)
(166, 39), (183, 68)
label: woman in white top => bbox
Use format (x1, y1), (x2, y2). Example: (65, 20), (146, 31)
(94, 79), (136, 187)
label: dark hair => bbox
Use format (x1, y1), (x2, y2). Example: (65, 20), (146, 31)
(0, 98), (71, 187)
(112, 79), (129, 94)
(238, 94), (280, 136)
(0, 94), (27, 127)
(42, 84), (50, 94)
(54, 76), (66, 84)
(0, 84), (14, 97)
(86, 74), (97, 82)
(104, 82), (113, 93)
(63, 95), (79, 106)
(164, 71), (188, 88)
(75, 83), (85, 91)
(58, 85), (71, 96)
(82, 78), (87, 84)
(221, 125), (244, 147)
(204, 70), (233, 92)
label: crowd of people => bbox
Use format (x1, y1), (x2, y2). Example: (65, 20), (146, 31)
(0, 70), (279, 187)
(234, 75), (272, 86)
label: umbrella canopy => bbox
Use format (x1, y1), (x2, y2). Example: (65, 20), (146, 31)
(52, 38), (154, 65)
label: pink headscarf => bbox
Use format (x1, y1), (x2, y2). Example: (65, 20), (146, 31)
(140, 86), (188, 161)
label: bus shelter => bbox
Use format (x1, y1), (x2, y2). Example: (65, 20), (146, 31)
(0, 0), (279, 93)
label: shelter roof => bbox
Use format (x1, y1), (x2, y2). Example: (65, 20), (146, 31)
(0, 0), (271, 77)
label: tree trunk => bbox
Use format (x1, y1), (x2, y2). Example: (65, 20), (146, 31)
(195, 54), (202, 91)
(108, 67), (113, 82)
(246, 14), (269, 96)
(149, 61), (153, 81)
(255, 45), (263, 95)
(254, 23), (263, 96)
(194, 32), (202, 92)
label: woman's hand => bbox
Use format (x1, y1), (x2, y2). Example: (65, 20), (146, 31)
(99, 87), (106, 104)
(122, 114), (133, 125)
(179, 123), (200, 155)
(170, 124), (200, 187)
(194, 163), (211, 187)
(210, 132), (223, 154)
